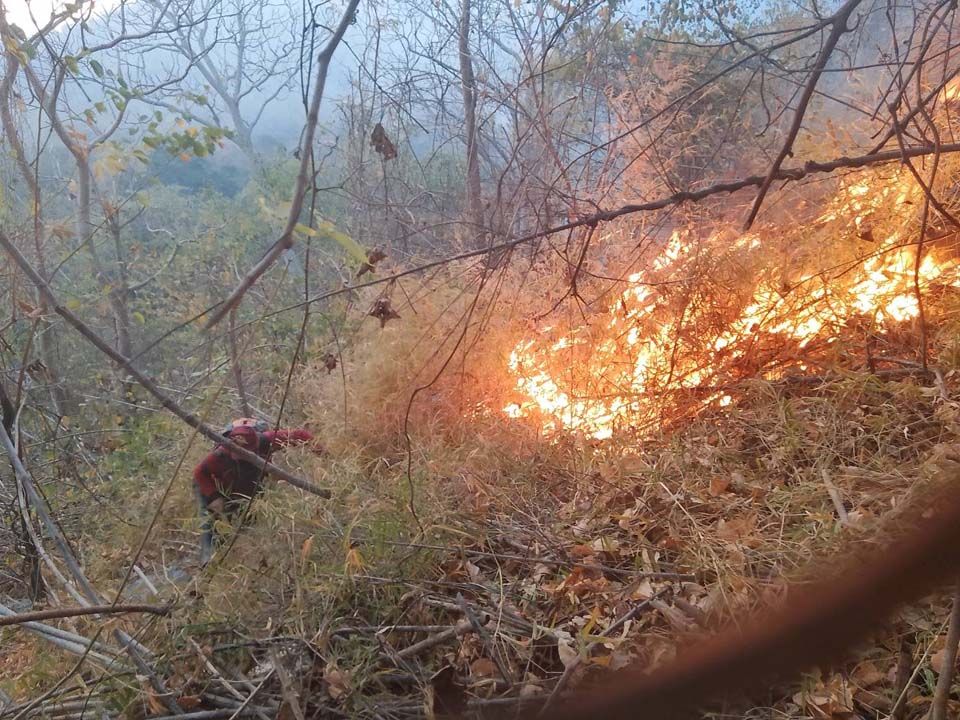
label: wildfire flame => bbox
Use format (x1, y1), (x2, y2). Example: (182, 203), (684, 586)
(504, 171), (960, 439)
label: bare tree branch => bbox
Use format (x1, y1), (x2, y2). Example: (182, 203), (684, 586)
(0, 603), (170, 627)
(743, 0), (863, 229)
(204, 0), (361, 329)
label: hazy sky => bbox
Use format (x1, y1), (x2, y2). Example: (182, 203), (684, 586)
(4, 0), (118, 31)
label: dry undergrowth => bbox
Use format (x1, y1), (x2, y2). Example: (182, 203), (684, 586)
(7, 259), (960, 718)
(83, 310), (958, 719)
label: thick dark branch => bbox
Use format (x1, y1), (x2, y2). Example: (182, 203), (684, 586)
(204, 0), (361, 329)
(0, 603), (170, 627)
(743, 0), (862, 229)
(261, 141), (960, 321)
(0, 230), (331, 499)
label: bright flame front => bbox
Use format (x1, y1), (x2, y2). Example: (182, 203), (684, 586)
(504, 172), (960, 439)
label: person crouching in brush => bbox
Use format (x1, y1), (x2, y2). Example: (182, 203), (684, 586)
(193, 418), (320, 563)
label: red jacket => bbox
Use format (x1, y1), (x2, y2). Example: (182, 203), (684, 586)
(193, 429), (314, 502)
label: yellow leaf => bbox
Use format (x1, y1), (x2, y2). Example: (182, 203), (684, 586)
(300, 535), (315, 566)
(132, 311), (145, 325)
(344, 547), (365, 575)
(314, 215), (369, 266)
(294, 222), (318, 237)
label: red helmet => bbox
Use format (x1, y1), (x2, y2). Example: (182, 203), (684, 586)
(225, 424), (258, 449)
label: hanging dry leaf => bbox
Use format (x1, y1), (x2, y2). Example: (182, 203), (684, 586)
(370, 123), (397, 160)
(357, 248), (388, 277)
(369, 298), (401, 328)
(321, 353), (338, 373)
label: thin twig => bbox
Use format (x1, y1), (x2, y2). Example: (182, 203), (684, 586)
(0, 603), (169, 627)
(931, 581), (960, 720)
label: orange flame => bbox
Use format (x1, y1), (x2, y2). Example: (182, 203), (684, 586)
(503, 172), (960, 439)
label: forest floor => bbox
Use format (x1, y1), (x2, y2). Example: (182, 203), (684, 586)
(5, 359), (960, 719)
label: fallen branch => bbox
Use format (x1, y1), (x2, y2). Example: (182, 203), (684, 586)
(0, 603), (170, 627)
(143, 711), (262, 720)
(0, 229), (330, 500)
(189, 639), (272, 720)
(0, 601), (121, 660)
(392, 618), (474, 661)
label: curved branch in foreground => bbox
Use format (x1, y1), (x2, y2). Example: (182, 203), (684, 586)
(550, 479), (960, 720)
(0, 603), (170, 628)
(0, 230), (330, 500)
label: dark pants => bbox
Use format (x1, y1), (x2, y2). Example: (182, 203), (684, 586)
(195, 488), (258, 563)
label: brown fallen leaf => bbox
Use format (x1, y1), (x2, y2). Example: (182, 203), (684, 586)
(470, 657), (499, 680)
(709, 476), (731, 496)
(852, 660), (885, 687)
(569, 544), (595, 559)
(930, 646), (958, 675)
(324, 663), (350, 701)
(177, 695), (202, 710)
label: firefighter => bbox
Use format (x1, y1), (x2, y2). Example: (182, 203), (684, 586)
(193, 418), (318, 562)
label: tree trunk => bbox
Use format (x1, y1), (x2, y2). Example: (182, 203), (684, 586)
(0, 50), (72, 416)
(77, 163), (134, 395)
(458, 0), (484, 249)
